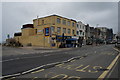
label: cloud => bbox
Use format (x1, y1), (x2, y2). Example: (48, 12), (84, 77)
(2, 2), (118, 41)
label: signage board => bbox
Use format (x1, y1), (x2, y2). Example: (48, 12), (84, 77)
(44, 27), (50, 36)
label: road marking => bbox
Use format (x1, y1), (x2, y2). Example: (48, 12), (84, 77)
(67, 76), (81, 80)
(113, 48), (120, 52)
(80, 57), (84, 59)
(88, 66), (103, 73)
(98, 53), (120, 79)
(32, 77), (38, 80)
(1, 56), (42, 62)
(1, 53), (56, 62)
(1, 73), (20, 79)
(106, 58), (118, 78)
(45, 72), (56, 78)
(4, 77), (16, 80)
(31, 69), (44, 74)
(76, 65), (90, 72)
(50, 74), (68, 79)
(70, 60), (76, 62)
(56, 63), (64, 67)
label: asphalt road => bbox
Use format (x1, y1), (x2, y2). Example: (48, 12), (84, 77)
(2, 44), (119, 79)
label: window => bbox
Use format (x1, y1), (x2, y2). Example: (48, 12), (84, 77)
(63, 28), (66, 33)
(51, 26), (55, 33)
(68, 29), (71, 34)
(68, 21), (70, 26)
(36, 29), (37, 34)
(42, 20), (44, 25)
(76, 24), (79, 28)
(57, 18), (61, 24)
(80, 30), (82, 35)
(72, 22), (74, 27)
(72, 30), (75, 35)
(57, 27), (61, 33)
(62, 20), (66, 25)
(77, 31), (79, 35)
(83, 32), (84, 35)
(80, 25), (81, 29)
(83, 26), (84, 29)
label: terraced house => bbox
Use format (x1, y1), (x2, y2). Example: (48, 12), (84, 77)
(14, 15), (77, 48)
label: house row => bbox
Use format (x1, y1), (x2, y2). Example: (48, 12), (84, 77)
(14, 14), (113, 48)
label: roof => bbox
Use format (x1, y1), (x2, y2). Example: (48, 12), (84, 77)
(22, 24), (33, 29)
(33, 14), (77, 22)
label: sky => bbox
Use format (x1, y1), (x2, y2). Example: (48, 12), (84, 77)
(1, 0), (119, 42)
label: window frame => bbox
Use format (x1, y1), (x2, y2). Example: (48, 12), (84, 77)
(63, 28), (66, 34)
(68, 29), (71, 34)
(62, 19), (66, 25)
(57, 18), (61, 24)
(68, 21), (70, 26)
(57, 27), (61, 33)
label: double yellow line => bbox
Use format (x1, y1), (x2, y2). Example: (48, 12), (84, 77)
(98, 48), (120, 79)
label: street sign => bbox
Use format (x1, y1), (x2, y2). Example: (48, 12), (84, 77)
(44, 27), (50, 36)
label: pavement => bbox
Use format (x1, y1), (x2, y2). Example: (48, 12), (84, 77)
(1, 44), (120, 80)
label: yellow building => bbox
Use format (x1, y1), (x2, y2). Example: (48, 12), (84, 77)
(14, 15), (77, 48)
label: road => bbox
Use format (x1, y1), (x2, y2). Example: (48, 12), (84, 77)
(2, 44), (120, 79)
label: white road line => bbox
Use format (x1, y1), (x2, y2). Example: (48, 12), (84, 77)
(1, 73), (21, 79)
(1, 53), (55, 62)
(1, 56), (42, 62)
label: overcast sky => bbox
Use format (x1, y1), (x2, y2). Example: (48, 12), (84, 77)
(1, 2), (119, 42)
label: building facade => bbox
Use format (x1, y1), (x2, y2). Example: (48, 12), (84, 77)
(76, 21), (86, 39)
(96, 27), (113, 41)
(14, 15), (77, 47)
(85, 24), (90, 40)
(96, 27), (108, 40)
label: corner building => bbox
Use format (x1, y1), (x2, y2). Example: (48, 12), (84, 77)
(14, 15), (77, 48)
